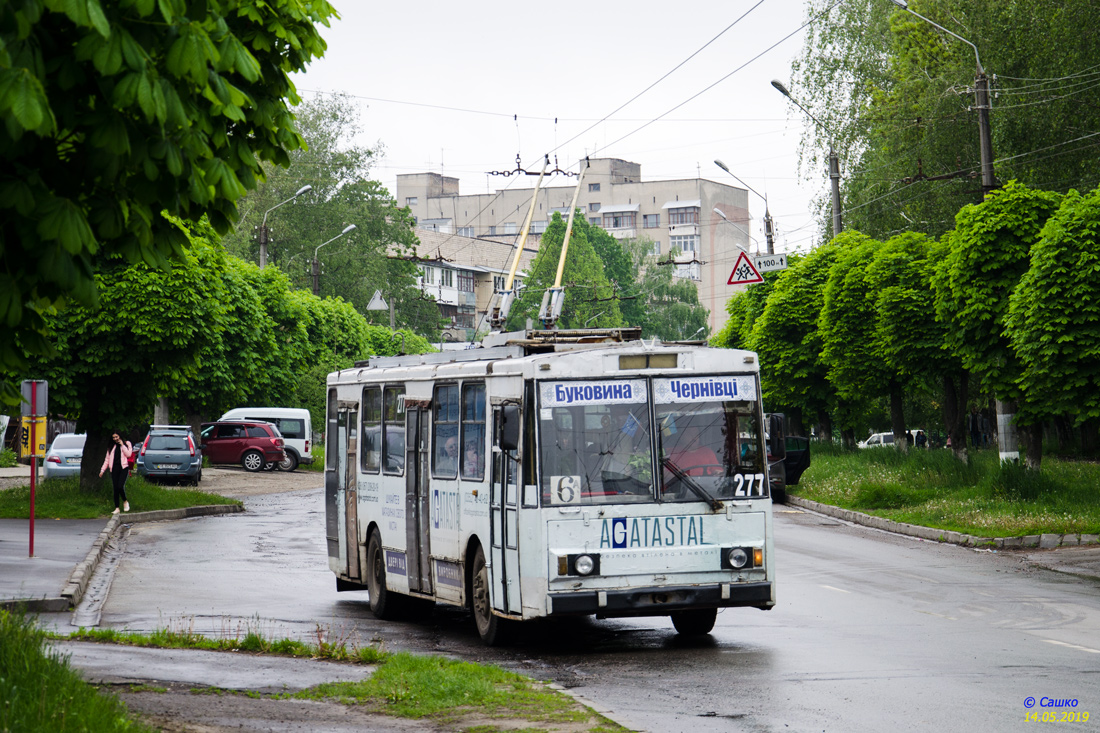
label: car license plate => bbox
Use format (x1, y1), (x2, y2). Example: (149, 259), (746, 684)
(65, 457), (78, 464)
(156, 464), (180, 470)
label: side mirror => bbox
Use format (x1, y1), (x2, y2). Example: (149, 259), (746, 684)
(500, 404), (521, 452)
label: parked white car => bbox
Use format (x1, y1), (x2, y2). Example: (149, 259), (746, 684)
(217, 408), (312, 471)
(858, 429), (924, 448)
(44, 433), (86, 478)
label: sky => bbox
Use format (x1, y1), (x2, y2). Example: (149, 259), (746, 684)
(293, 0), (827, 254)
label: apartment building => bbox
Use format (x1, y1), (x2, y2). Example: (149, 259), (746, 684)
(397, 158), (752, 333)
(409, 228), (537, 341)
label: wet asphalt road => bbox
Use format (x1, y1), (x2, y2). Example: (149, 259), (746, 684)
(56, 486), (1100, 732)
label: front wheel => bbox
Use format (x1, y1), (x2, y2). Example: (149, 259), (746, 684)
(471, 545), (509, 645)
(241, 450), (265, 472)
(670, 608), (717, 636)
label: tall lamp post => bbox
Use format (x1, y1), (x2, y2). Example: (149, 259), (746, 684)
(771, 80), (843, 236)
(888, 0), (994, 196)
(311, 224), (357, 296)
(714, 160), (775, 254)
(259, 185), (312, 269)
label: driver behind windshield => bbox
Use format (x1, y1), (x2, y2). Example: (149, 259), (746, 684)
(664, 424), (719, 477)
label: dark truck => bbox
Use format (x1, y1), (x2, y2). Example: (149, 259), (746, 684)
(765, 413), (811, 504)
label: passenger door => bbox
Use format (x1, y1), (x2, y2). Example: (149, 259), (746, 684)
(344, 407), (360, 580)
(404, 407), (432, 594)
(490, 405), (522, 614)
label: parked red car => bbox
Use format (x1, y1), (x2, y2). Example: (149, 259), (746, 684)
(199, 420), (286, 472)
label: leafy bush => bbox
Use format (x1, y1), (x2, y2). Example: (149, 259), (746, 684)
(0, 447), (16, 468)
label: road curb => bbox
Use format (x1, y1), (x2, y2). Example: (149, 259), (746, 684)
(786, 495), (1100, 550)
(49, 504), (242, 611)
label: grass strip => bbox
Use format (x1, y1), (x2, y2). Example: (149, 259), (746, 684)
(793, 443), (1100, 537)
(0, 475), (239, 519)
(0, 609), (153, 732)
(296, 652), (626, 731)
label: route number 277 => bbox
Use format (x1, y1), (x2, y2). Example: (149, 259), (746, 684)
(734, 473), (767, 497)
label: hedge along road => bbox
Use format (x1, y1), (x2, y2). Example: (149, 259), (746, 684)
(34, 469), (1100, 732)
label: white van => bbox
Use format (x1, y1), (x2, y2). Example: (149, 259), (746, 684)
(218, 408), (312, 471)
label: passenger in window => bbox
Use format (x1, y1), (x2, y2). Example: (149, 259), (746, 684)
(462, 440), (483, 479)
(438, 435), (458, 475)
(666, 425), (719, 476)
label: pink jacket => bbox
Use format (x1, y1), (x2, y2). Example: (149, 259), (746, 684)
(101, 442), (134, 473)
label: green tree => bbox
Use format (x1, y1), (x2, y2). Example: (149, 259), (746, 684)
(933, 180), (1062, 467)
(506, 213), (622, 330)
(819, 231), (909, 448)
(0, 0), (336, 405)
(1007, 187), (1100, 453)
(752, 244), (843, 439)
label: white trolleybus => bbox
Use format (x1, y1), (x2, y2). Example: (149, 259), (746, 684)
(324, 327), (776, 644)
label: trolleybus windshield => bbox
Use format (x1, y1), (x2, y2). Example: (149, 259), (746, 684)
(538, 375), (766, 505)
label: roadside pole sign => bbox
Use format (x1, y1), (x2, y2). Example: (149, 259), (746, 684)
(754, 253), (788, 273)
(20, 379), (47, 558)
(727, 251), (765, 285)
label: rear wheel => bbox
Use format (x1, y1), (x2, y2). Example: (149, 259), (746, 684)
(278, 451), (299, 472)
(471, 545), (509, 645)
(366, 531), (398, 620)
(670, 608), (717, 636)
(241, 450), (265, 472)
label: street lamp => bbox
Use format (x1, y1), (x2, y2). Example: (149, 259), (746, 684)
(713, 207), (761, 254)
(259, 185), (312, 269)
(771, 79), (843, 236)
(714, 160), (776, 254)
(888, 0), (994, 195)
(311, 224), (357, 296)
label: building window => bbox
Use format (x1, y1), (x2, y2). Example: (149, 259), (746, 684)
(651, 239), (661, 256)
(602, 211), (636, 229)
(461, 383), (486, 480)
(588, 202), (600, 212)
(670, 234), (699, 253)
(406, 197), (418, 206)
(531, 220), (547, 234)
(668, 206), (699, 225)
(503, 222), (518, 234)
(675, 263), (701, 281)
(360, 387), (381, 473)
(457, 226), (475, 237)
(433, 384), (460, 478)
(488, 226), (498, 235)
(458, 271), (474, 293)
(588, 183), (601, 192)
(441, 269), (454, 287)
(589, 217), (601, 225)
(493, 275), (506, 291)
(643, 213), (661, 228)
(421, 266), (435, 285)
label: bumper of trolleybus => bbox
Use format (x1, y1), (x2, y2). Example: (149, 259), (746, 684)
(546, 581), (774, 617)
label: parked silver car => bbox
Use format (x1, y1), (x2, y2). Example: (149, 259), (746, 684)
(43, 433), (86, 478)
(135, 425), (203, 485)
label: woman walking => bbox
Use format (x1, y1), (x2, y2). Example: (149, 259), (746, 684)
(99, 431), (132, 514)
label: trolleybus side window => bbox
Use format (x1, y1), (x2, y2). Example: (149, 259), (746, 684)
(326, 388), (338, 470)
(361, 386), (381, 473)
(461, 383), (486, 480)
(433, 384), (460, 478)
(382, 386), (405, 475)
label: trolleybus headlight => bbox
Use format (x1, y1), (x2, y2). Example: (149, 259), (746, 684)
(728, 548), (749, 569)
(574, 554), (595, 576)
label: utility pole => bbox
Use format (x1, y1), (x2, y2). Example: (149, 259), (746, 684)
(975, 71), (995, 196)
(311, 257), (320, 296)
(829, 149), (843, 234)
(259, 185), (312, 269)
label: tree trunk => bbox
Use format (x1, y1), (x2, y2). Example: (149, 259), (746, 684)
(995, 399), (1021, 464)
(841, 428), (856, 451)
(943, 372), (968, 463)
(79, 431), (111, 494)
(1081, 418), (1100, 457)
(889, 382), (907, 452)
(789, 406), (805, 437)
(817, 409), (833, 444)
(1022, 423), (1043, 470)
(1053, 415), (1073, 455)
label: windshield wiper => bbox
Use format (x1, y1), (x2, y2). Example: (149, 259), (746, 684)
(661, 458), (722, 511)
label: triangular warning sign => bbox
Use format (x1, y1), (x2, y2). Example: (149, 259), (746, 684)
(728, 251), (764, 285)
